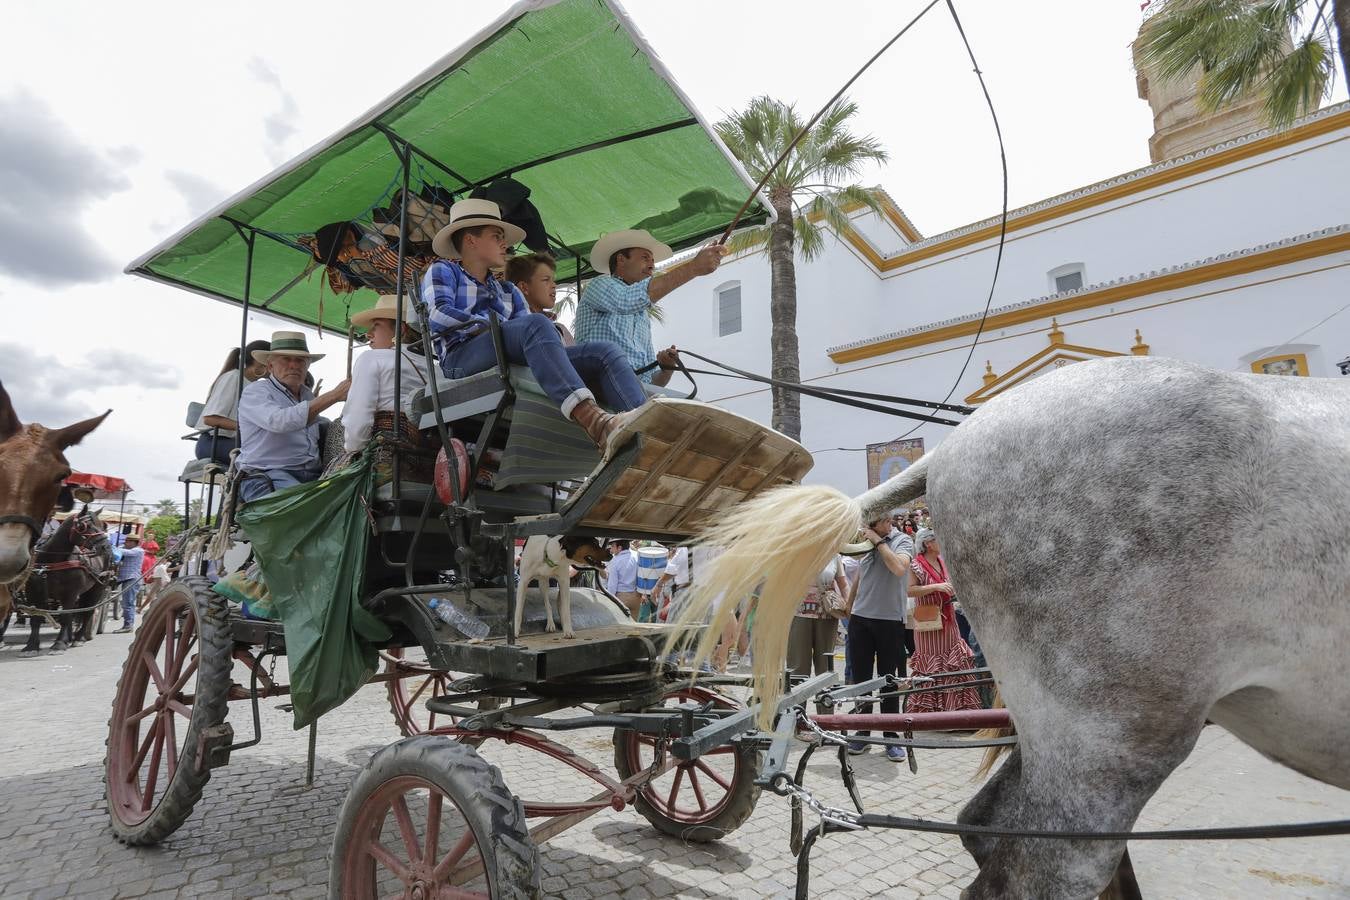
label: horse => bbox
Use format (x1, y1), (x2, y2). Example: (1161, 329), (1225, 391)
(675, 356), (1349, 900)
(14, 506), (116, 653)
(0, 380), (109, 624)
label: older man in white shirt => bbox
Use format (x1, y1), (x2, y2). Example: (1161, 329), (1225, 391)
(341, 295), (430, 453)
(237, 331), (349, 502)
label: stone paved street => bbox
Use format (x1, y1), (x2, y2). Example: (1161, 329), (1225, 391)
(1, 628), (1347, 899)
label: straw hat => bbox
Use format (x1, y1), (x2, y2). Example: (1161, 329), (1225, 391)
(589, 229), (672, 276)
(431, 199), (527, 259)
(350, 295), (417, 330)
(252, 331), (325, 363)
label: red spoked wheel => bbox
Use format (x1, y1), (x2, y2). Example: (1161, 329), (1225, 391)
(385, 646), (460, 736)
(330, 735), (539, 900)
(104, 577), (231, 845)
(612, 686), (761, 842)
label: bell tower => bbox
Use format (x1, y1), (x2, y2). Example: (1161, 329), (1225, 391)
(1132, 13), (1268, 163)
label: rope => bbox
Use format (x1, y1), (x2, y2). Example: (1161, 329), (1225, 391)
(669, 350), (970, 425)
(853, 812), (1350, 842)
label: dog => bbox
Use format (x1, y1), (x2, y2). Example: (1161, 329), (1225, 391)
(514, 534), (611, 638)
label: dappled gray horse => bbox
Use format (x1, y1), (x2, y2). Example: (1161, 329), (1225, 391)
(679, 356), (1349, 899)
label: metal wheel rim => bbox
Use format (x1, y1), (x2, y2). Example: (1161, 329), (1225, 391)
(624, 688), (743, 824)
(107, 588), (199, 826)
(386, 647), (459, 735)
(341, 774), (493, 899)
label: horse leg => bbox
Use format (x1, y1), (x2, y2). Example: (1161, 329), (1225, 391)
(960, 718), (1203, 900)
(957, 746), (1022, 869)
(21, 614), (41, 654)
(50, 613), (71, 652)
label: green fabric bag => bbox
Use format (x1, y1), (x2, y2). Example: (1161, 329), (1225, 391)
(235, 454), (391, 729)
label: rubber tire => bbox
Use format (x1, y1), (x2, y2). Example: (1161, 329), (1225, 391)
(329, 735), (540, 900)
(103, 576), (232, 845)
(612, 689), (762, 843)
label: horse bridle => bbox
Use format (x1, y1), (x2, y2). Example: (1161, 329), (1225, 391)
(0, 514), (42, 547)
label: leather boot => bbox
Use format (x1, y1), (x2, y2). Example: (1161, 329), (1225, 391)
(570, 399), (625, 452)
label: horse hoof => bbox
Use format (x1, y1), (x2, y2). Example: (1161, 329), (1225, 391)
(19, 649), (40, 657)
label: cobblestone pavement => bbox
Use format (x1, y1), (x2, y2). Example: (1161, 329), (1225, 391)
(1, 629), (1347, 899)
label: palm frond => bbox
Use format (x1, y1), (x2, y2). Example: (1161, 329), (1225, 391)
(1137, 0), (1334, 126)
(725, 225), (771, 256)
(1261, 32), (1334, 124)
(792, 211), (827, 262)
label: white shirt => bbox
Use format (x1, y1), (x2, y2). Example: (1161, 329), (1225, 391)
(341, 347), (429, 452)
(196, 369), (243, 437)
(664, 547), (690, 587)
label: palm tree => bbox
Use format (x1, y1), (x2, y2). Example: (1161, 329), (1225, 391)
(1137, 0), (1349, 128)
(715, 96), (888, 441)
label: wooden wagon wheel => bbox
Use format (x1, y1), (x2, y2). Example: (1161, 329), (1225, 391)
(384, 646), (463, 736)
(103, 576), (231, 845)
(613, 686), (761, 842)
(329, 735), (540, 900)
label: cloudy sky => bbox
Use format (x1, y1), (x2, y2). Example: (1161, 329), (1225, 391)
(4, 1), (1340, 507)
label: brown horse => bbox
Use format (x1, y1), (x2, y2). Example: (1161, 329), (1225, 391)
(0, 380), (109, 624)
(15, 506), (115, 653)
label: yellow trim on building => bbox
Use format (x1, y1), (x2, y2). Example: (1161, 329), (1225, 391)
(828, 230), (1350, 364)
(1249, 353), (1310, 376)
(874, 105), (1350, 271)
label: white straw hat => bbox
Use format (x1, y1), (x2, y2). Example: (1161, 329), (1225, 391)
(431, 198), (527, 259)
(588, 228), (673, 276)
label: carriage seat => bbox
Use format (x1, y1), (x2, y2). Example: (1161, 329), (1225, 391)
(410, 366), (684, 431)
(179, 457), (226, 486)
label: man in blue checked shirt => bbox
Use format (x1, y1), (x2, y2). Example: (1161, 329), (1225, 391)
(574, 229), (727, 384)
(422, 199), (648, 453)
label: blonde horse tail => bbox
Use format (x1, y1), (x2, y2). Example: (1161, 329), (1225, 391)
(974, 686), (1014, 779)
(669, 455), (931, 729)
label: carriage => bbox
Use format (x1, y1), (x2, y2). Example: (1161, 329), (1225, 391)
(109, 1), (828, 894)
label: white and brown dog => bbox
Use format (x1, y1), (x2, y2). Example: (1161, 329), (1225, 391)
(514, 535), (611, 638)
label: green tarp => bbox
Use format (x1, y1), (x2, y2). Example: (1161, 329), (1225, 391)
(235, 456), (391, 729)
(127, 0), (768, 331)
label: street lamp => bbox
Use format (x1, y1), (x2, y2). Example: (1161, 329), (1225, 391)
(1337, 354), (1350, 376)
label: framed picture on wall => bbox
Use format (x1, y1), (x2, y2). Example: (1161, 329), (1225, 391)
(1250, 354), (1309, 377)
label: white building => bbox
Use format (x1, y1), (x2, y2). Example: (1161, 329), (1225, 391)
(652, 97), (1350, 495)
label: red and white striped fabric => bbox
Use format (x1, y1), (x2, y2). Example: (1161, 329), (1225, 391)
(909, 553), (981, 713)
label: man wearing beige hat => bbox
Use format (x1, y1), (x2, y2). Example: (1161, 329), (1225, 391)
(575, 231), (726, 386)
(237, 331), (350, 502)
(422, 198), (648, 452)
(341, 295), (429, 453)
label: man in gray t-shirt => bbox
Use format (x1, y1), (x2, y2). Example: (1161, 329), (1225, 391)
(842, 515), (915, 759)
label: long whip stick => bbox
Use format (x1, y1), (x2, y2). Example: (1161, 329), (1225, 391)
(716, 0), (942, 245)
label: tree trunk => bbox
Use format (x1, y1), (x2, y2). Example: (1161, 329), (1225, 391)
(767, 197), (801, 440)
(1333, 0), (1350, 90)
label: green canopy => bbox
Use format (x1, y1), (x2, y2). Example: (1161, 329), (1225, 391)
(126, 0), (770, 331)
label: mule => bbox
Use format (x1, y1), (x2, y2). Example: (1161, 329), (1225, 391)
(677, 356), (1350, 899)
(0, 380), (109, 620)
(17, 506), (115, 653)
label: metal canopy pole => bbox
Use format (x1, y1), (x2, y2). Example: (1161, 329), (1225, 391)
(218, 222), (258, 526)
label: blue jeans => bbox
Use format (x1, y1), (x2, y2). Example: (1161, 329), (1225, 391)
(119, 579), (137, 628)
(239, 467), (319, 503)
(442, 314), (646, 414)
(194, 431), (239, 466)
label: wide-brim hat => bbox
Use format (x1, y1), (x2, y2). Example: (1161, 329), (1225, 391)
(350, 294), (417, 330)
(252, 330), (325, 363)
(589, 229), (673, 276)
(431, 198), (527, 259)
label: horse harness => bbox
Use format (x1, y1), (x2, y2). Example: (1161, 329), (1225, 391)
(0, 514), (43, 547)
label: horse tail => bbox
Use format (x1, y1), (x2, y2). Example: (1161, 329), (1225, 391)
(974, 686), (1015, 779)
(669, 455), (931, 729)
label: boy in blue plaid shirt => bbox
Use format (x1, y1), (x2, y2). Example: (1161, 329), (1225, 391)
(422, 200), (647, 452)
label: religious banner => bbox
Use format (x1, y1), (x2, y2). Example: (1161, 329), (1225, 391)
(866, 438), (925, 489)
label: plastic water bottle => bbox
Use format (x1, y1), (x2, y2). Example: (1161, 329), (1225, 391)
(427, 598), (491, 640)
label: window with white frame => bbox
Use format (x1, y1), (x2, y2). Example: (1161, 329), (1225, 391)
(1048, 263), (1085, 294)
(716, 282), (742, 337)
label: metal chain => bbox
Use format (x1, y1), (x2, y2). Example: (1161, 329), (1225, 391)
(797, 709), (851, 748)
(780, 776), (864, 831)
